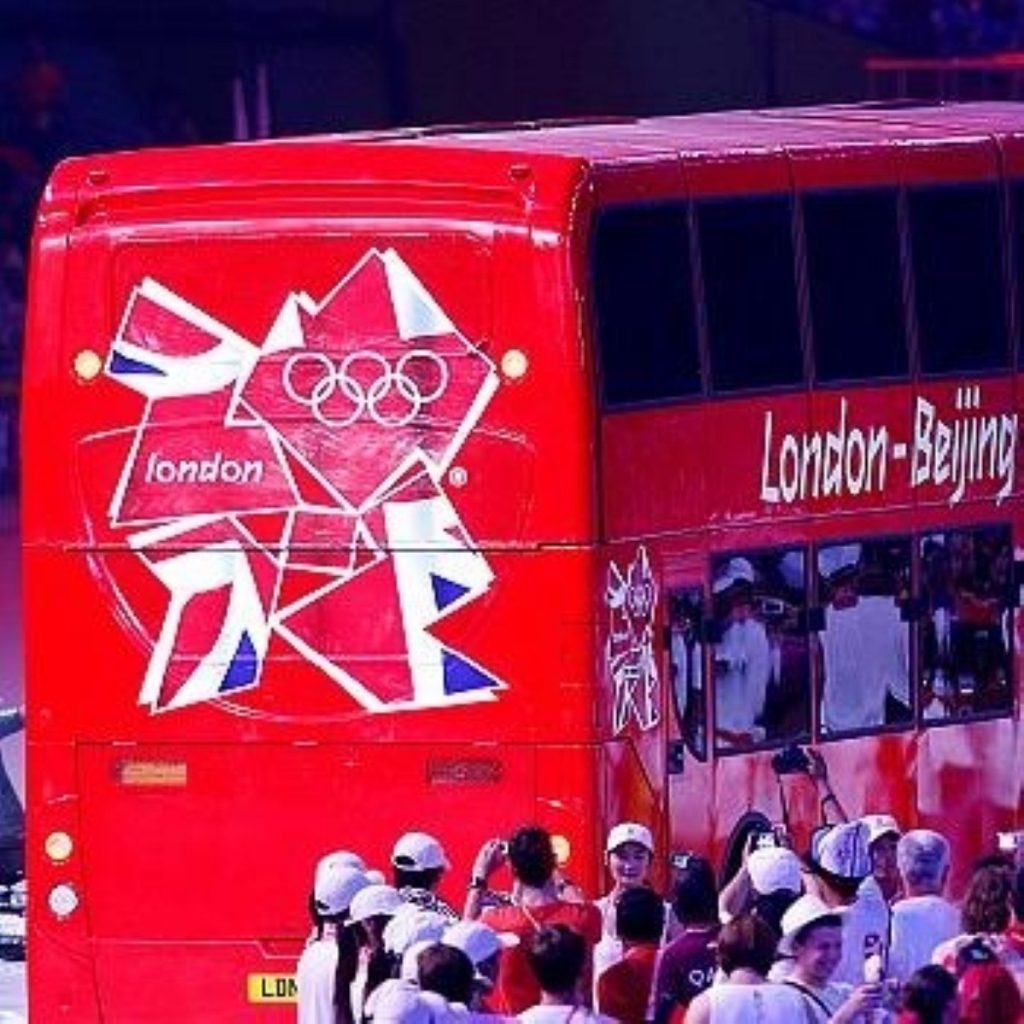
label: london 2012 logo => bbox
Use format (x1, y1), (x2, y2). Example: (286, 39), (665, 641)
(106, 248), (504, 714)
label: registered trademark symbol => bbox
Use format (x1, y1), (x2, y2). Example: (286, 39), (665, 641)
(449, 466), (468, 487)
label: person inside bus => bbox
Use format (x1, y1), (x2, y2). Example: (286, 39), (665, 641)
(776, 895), (890, 1023)
(470, 826), (602, 1014)
(712, 557), (771, 749)
(818, 544), (910, 735)
(683, 914), (807, 1023)
(391, 831), (459, 922)
(297, 862), (370, 1024)
(887, 829), (959, 987)
(652, 853), (720, 1023)
(797, 821), (891, 989)
(592, 821), (656, 983)
(596, 885), (664, 1023)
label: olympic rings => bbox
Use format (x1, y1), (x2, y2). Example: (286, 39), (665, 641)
(282, 348), (450, 428)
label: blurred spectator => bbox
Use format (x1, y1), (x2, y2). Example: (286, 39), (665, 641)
(956, 942), (1024, 1023)
(596, 886), (663, 1023)
(652, 854), (720, 1023)
(475, 827), (602, 1014)
(896, 964), (958, 1024)
(684, 915), (805, 1023)
(391, 831), (459, 922)
(417, 943), (475, 1006)
(443, 920), (519, 1011)
(861, 813), (903, 904)
(592, 822), (656, 985)
(888, 830), (960, 985)
(519, 924), (612, 1024)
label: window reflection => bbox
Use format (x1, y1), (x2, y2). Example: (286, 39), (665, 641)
(711, 549), (810, 752)
(817, 538), (912, 736)
(920, 526), (1013, 720)
(668, 588), (706, 761)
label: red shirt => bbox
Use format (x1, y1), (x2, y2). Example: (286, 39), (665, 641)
(597, 944), (659, 1024)
(482, 900), (603, 1014)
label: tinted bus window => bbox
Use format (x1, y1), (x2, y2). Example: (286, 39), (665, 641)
(816, 537), (913, 737)
(669, 587), (707, 761)
(920, 526), (1014, 721)
(592, 204), (701, 407)
(711, 549), (810, 753)
(910, 184), (1008, 375)
(698, 195), (803, 393)
(803, 189), (907, 383)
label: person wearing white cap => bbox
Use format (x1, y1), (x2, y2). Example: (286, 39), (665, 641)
(802, 822), (891, 990)
(443, 920), (518, 1009)
(348, 884), (406, 1021)
(592, 822), (656, 986)
(298, 862), (371, 1024)
(887, 830), (959, 986)
(859, 814), (903, 904)
(711, 557), (771, 748)
(818, 543), (910, 735)
(391, 831), (459, 922)
(776, 895), (888, 1022)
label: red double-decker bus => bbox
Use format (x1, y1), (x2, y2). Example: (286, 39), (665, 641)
(24, 102), (1024, 1020)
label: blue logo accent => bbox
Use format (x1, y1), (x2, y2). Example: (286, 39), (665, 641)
(220, 631), (258, 691)
(109, 351), (166, 376)
(431, 573), (469, 612)
(442, 649), (497, 694)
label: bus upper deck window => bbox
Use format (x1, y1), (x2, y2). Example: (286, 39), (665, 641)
(592, 204), (701, 408)
(803, 188), (907, 384)
(910, 183), (1008, 376)
(698, 195), (803, 394)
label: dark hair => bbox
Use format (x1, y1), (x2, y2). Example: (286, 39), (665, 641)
(717, 915), (778, 978)
(417, 943), (475, 1005)
(671, 855), (718, 925)
(508, 826), (557, 889)
(750, 889), (799, 940)
(1012, 865), (1024, 922)
(961, 865), (1011, 935)
(615, 886), (664, 944)
(393, 866), (444, 892)
(902, 965), (957, 1024)
(526, 925), (586, 995)
(333, 921), (360, 1016)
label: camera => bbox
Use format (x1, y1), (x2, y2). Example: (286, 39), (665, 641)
(997, 830), (1024, 853)
(754, 830), (780, 850)
(771, 743), (811, 776)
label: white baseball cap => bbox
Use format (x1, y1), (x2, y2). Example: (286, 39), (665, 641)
(366, 979), (433, 1024)
(747, 846), (803, 895)
(349, 884), (405, 924)
(315, 849), (366, 888)
(391, 831), (450, 871)
(813, 822), (871, 881)
(861, 813), (901, 848)
(442, 920), (519, 966)
(606, 822), (655, 854)
(383, 905), (447, 956)
(314, 864), (370, 917)
(779, 894), (843, 954)
(818, 544), (861, 581)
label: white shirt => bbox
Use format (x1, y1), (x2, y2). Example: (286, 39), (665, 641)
(888, 894), (960, 985)
(821, 596), (909, 733)
(518, 1005), (614, 1024)
(714, 617), (770, 742)
(834, 889), (891, 987)
(297, 938), (338, 1024)
(703, 982), (807, 1023)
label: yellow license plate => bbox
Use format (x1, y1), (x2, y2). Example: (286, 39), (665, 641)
(247, 974), (298, 1003)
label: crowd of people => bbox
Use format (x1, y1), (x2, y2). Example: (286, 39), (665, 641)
(297, 809), (1024, 1023)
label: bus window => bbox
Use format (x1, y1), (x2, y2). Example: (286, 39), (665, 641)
(816, 537), (913, 738)
(592, 204), (701, 407)
(698, 195), (803, 394)
(668, 587), (707, 761)
(710, 548), (810, 753)
(910, 183), (1009, 376)
(919, 525), (1014, 721)
(803, 188), (908, 384)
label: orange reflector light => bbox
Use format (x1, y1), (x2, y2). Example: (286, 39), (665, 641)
(115, 760), (188, 787)
(552, 834), (571, 866)
(44, 831), (73, 863)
